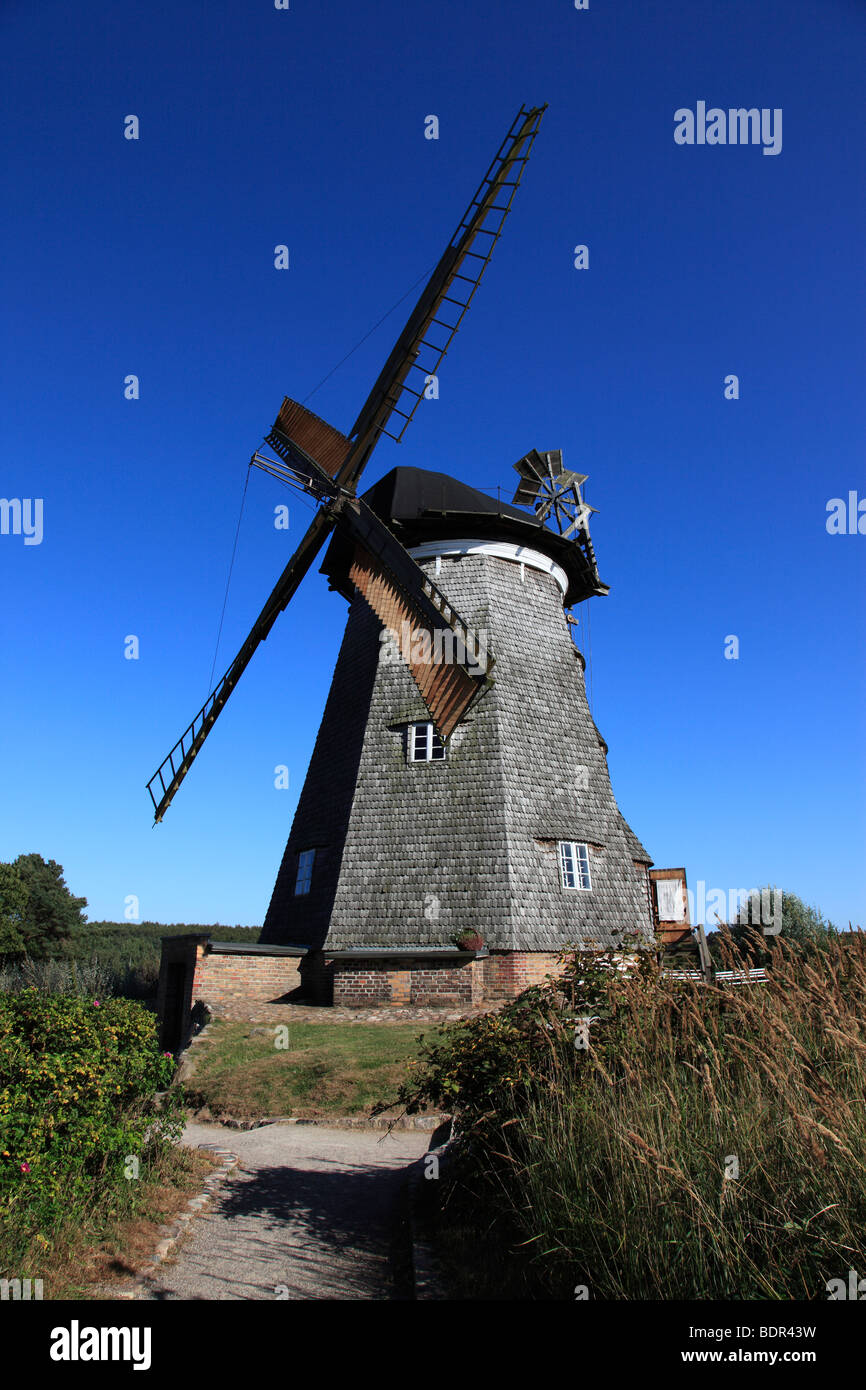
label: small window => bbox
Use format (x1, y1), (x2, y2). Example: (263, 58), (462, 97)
(559, 841), (592, 891)
(294, 849), (315, 895)
(408, 722), (446, 763)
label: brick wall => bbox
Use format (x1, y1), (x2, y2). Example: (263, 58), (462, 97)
(331, 956), (481, 1007)
(162, 936), (573, 1025)
(332, 961), (392, 1006)
(192, 950), (303, 1010)
(157, 934), (210, 1050)
(324, 952), (568, 1007)
(480, 951), (565, 1001)
(299, 950), (333, 1005)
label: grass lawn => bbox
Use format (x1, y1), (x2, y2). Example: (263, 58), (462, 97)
(184, 1019), (436, 1121)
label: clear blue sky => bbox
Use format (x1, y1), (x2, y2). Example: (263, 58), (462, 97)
(1, 0), (863, 931)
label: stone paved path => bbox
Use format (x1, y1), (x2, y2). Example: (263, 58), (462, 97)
(138, 1122), (430, 1301)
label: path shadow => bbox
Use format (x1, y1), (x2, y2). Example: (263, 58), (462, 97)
(216, 1158), (407, 1246)
(146, 1155), (416, 1301)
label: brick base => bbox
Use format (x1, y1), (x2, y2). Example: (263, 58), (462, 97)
(159, 936), (572, 1047)
(479, 951), (565, 1001)
(192, 950), (303, 1010)
(331, 957), (481, 1008)
(330, 951), (565, 1008)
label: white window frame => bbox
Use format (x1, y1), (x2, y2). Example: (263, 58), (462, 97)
(559, 840), (592, 891)
(294, 848), (315, 895)
(408, 722), (446, 763)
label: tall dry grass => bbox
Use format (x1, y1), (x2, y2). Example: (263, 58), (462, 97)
(0, 955), (157, 1000)
(452, 932), (866, 1298)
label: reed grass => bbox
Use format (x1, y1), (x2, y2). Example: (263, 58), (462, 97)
(423, 932), (866, 1299)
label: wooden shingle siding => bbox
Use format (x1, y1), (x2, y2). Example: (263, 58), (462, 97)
(261, 550), (653, 954)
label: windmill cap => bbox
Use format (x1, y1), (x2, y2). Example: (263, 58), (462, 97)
(361, 466), (530, 530)
(323, 466), (607, 607)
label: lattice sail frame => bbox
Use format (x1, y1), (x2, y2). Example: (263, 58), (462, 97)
(369, 105), (546, 450)
(147, 104), (546, 823)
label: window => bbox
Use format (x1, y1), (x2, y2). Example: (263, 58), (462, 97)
(294, 849), (315, 895)
(408, 722), (446, 763)
(559, 841), (592, 891)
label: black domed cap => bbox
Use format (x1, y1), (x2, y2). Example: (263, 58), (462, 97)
(323, 466), (607, 607)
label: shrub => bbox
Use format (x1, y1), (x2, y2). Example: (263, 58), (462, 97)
(0, 989), (180, 1238)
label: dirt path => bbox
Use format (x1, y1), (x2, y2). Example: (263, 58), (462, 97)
(138, 1122), (430, 1301)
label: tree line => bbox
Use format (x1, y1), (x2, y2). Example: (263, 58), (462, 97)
(0, 854), (259, 971)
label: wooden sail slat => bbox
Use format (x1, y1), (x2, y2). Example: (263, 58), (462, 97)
(348, 544), (488, 738)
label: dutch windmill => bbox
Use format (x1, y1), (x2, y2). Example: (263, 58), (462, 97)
(148, 103), (603, 824)
(149, 100), (668, 1009)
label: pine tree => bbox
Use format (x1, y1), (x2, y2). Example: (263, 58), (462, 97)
(13, 854), (88, 957)
(0, 861), (29, 957)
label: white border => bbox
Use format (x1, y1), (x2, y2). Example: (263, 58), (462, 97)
(406, 538), (568, 597)
(559, 840), (593, 892)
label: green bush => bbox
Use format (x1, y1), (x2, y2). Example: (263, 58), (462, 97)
(0, 990), (180, 1234)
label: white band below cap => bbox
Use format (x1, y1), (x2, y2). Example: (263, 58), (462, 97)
(407, 538), (568, 597)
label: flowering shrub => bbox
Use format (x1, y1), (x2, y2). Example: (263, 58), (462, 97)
(0, 989), (179, 1224)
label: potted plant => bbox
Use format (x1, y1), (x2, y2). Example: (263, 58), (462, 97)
(453, 928), (485, 952)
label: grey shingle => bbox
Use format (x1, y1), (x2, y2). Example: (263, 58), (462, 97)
(261, 537), (655, 954)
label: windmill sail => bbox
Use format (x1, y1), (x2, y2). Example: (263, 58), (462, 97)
(148, 102), (544, 822)
(146, 506), (336, 823)
(337, 104), (547, 489)
(266, 397), (350, 483)
(340, 497), (493, 739)
(349, 547), (488, 741)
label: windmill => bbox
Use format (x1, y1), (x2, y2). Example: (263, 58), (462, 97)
(147, 104), (551, 824)
(150, 102), (659, 1007)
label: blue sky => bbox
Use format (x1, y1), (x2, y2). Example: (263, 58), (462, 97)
(1, 0), (863, 930)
